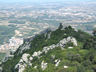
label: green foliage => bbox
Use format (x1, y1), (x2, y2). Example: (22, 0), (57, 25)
(83, 37), (96, 49)
(2, 26), (96, 72)
(77, 65), (85, 72)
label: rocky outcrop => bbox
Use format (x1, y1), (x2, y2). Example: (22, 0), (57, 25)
(16, 28), (52, 55)
(15, 36), (77, 72)
(32, 51), (42, 57)
(42, 36), (77, 54)
(16, 42), (30, 55)
(64, 66), (68, 68)
(0, 67), (2, 72)
(55, 59), (61, 67)
(41, 61), (48, 70)
(15, 53), (32, 72)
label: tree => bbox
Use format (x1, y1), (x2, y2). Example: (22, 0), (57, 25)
(83, 37), (96, 50)
(58, 23), (63, 30)
(92, 30), (96, 36)
(77, 65), (85, 72)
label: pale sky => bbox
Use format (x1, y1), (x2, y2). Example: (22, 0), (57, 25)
(0, 0), (95, 3)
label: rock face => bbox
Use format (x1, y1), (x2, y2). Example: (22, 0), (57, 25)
(41, 61), (48, 70)
(68, 47), (73, 49)
(16, 28), (52, 55)
(47, 32), (51, 39)
(64, 66), (68, 68)
(15, 36), (77, 72)
(34, 66), (37, 69)
(15, 53), (32, 72)
(42, 36), (77, 54)
(59, 36), (77, 47)
(32, 51), (42, 57)
(16, 42), (30, 55)
(55, 59), (61, 67)
(29, 57), (33, 61)
(21, 53), (30, 63)
(0, 67), (2, 72)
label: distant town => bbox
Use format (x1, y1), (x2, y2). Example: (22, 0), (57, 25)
(0, 37), (23, 53)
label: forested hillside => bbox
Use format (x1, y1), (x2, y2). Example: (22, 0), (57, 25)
(2, 24), (96, 72)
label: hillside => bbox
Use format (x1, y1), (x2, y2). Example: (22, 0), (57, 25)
(1, 24), (96, 72)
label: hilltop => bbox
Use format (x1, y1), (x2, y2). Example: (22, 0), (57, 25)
(1, 24), (96, 72)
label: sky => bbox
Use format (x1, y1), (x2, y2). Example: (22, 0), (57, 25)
(0, 0), (96, 3)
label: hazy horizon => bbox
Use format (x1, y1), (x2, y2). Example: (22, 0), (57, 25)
(0, 0), (96, 3)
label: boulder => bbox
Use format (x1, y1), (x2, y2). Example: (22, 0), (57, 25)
(15, 53), (30, 72)
(32, 51), (42, 57)
(55, 59), (61, 67)
(29, 57), (33, 61)
(22, 53), (30, 63)
(34, 66), (37, 69)
(64, 66), (68, 68)
(41, 61), (48, 70)
(68, 47), (73, 49)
